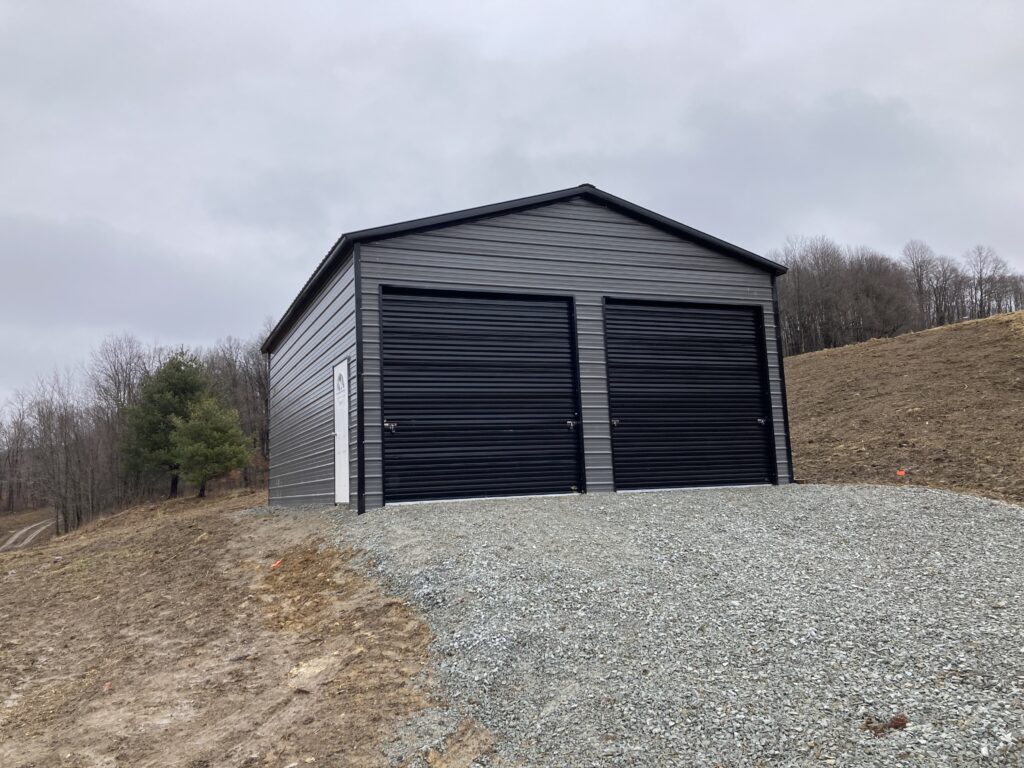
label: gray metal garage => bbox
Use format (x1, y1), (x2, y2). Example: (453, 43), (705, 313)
(261, 184), (792, 511)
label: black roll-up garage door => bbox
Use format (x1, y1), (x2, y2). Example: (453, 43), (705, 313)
(604, 300), (775, 489)
(380, 288), (583, 503)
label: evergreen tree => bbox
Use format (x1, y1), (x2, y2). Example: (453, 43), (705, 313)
(170, 397), (250, 498)
(122, 351), (208, 497)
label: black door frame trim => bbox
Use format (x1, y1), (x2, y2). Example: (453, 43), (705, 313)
(377, 284), (587, 504)
(601, 295), (779, 491)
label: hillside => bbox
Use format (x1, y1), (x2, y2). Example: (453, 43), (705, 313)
(0, 492), (491, 767)
(786, 311), (1024, 506)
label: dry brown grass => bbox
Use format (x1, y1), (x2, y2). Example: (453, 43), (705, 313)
(787, 311), (1024, 505)
(0, 490), (486, 767)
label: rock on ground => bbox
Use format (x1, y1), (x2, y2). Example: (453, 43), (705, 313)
(333, 484), (1024, 767)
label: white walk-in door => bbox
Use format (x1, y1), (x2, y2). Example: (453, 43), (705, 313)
(333, 360), (350, 504)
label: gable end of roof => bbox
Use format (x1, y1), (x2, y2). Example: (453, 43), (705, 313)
(261, 184), (785, 353)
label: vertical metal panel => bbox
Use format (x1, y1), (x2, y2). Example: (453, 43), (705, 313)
(771, 276), (795, 482)
(358, 197), (790, 509)
(268, 256), (358, 506)
(604, 300), (775, 489)
(380, 288), (582, 502)
(355, 243), (366, 513)
(332, 360), (350, 502)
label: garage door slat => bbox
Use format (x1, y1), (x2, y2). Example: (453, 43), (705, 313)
(605, 300), (775, 490)
(381, 288), (582, 502)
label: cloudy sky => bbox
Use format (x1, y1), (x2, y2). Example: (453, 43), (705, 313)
(1, 1), (1021, 402)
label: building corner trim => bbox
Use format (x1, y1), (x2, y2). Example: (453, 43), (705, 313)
(354, 243), (366, 513)
(771, 276), (795, 482)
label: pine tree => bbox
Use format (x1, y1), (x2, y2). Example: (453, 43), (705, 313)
(122, 351), (208, 497)
(170, 397), (250, 498)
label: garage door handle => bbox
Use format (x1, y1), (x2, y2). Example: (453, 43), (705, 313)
(384, 420), (399, 433)
(566, 419), (578, 431)
(757, 417), (767, 426)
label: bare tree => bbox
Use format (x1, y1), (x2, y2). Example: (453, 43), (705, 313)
(0, 326), (273, 530)
(925, 255), (960, 325)
(0, 393), (33, 514)
(29, 373), (94, 533)
(964, 245), (1008, 319)
(901, 240), (936, 328)
(88, 334), (154, 507)
(203, 330), (270, 486)
(775, 236), (1024, 356)
(89, 334), (151, 413)
(775, 237), (917, 355)
(847, 247), (914, 338)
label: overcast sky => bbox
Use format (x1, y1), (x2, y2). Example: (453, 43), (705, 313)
(1, 1), (1022, 403)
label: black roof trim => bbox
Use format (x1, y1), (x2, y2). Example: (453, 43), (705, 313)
(261, 183), (785, 353)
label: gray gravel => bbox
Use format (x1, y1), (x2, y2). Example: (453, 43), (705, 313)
(332, 484), (1024, 766)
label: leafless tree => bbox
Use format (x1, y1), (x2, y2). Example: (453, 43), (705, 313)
(203, 328), (270, 486)
(0, 392), (34, 513)
(0, 326), (269, 531)
(27, 373), (93, 533)
(89, 334), (151, 413)
(964, 245), (1009, 319)
(775, 238), (1021, 356)
(901, 240), (936, 328)
(774, 237), (917, 355)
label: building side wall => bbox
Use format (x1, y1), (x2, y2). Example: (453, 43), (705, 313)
(268, 255), (358, 505)
(357, 196), (791, 510)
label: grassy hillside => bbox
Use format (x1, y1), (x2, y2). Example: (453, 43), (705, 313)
(0, 491), (492, 767)
(786, 311), (1024, 506)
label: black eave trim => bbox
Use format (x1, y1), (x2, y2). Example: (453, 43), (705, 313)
(771, 276), (795, 482)
(261, 184), (787, 354)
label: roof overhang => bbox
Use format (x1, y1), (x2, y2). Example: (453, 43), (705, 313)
(261, 183), (786, 354)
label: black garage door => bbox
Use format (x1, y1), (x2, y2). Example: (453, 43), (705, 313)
(604, 300), (775, 489)
(380, 288), (583, 502)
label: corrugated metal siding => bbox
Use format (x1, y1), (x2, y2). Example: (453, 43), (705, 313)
(379, 289), (583, 502)
(358, 196), (791, 509)
(268, 255), (358, 505)
(604, 301), (777, 488)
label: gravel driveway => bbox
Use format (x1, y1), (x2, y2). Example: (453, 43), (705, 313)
(333, 484), (1024, 766)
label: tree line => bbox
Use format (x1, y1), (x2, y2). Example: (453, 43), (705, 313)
(0, 331), (269, 533)
(2, 235), (1020, 531)
(773, 238), (1024, 356)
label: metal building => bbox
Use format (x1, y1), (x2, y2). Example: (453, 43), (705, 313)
(261, 184), (793, 511)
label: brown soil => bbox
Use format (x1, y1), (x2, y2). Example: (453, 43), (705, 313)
(0, 491), (490, 767)
(787, 311), (1024, 506)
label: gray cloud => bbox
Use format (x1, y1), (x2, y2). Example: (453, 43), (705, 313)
(1, 1), (1022, 401)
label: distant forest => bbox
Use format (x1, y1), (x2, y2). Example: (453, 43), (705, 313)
(0, 331), (269, 532)
(2, 237), (1021, 529)
(774, 239), (1023, 355)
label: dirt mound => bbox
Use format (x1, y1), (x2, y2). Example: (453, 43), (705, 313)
(786, 311), (1024, 505)
(0, 491), (491, 767)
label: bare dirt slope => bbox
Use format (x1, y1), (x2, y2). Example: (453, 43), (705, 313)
(786, 311), (1024, 505)
(0, 491), (492, 767)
